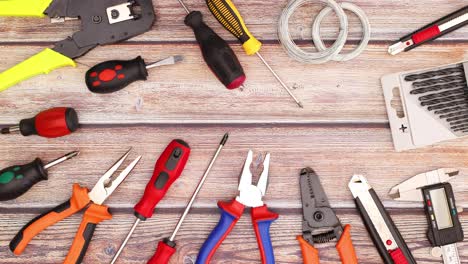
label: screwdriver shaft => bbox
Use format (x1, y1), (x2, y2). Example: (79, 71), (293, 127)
(111, 218), (141, 264)
(169, 133), (228, 241)
(255, 52), (303, 108)
(177, 0), (190, 14)
(43, 151), (80, 170)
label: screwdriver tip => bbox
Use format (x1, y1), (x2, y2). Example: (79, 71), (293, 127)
(220, 133), (229, 145)
(66, 151), (80, 159)
(173, 55), (184, 63)
(297, 102), (304, 108)
(1, 128), (9, 134)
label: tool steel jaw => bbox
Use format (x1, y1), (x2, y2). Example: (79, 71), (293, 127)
(88, 149), (142, 205)
(300, 168), (343, 244)
(236, 150), (270, 208)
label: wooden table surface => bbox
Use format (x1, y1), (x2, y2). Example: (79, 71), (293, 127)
(0, 1), (467, 263)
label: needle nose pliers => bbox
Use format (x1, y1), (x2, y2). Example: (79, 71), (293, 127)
(196, 150), (278, 264)
(0, 0), (155, 91)
(298, 168), (358, 264)
(9, 149), (142, 264)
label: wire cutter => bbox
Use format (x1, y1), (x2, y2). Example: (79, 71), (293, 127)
(9, 149), (141, 264)
(196, 150), (278, 264)
(0, 0), (155, 91)
(297, 168), (358, 264)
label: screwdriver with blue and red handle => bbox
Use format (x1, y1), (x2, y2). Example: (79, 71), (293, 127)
(110, 139), (191, 264)
(1, 107), (79, 138)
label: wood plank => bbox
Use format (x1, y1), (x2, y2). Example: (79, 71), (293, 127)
(0, 44), (467, 124)
(0, 211), (466, 263)
(0, 125), (467, 208)
(0, 0), (466, 42)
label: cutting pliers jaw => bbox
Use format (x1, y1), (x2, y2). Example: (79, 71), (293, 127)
(236, 150), (270, 208)
(88, 148), (142, 205)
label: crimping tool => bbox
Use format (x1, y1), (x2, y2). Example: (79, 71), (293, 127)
(0, 0), (155, 91)
(297, 168), (358, 264)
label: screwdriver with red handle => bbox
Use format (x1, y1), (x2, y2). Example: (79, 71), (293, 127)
(1, 107), (79, 138)
(177, 0), (246, 89)
(110, 139), (191, 264)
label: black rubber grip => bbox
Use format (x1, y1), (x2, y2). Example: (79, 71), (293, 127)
(0, 158), (47, 201)
(85, 56), (149, 94)
(75, 223), (97, 264)
(185, 11), (245, 89)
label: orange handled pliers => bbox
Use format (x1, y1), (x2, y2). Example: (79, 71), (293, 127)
(297, 168), (358, 264)
(9, 149), (141, 264)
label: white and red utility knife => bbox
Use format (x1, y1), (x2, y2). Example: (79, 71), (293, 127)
(389, 6), (468, 55)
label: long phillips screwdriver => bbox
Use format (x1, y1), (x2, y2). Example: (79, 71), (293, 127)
(177, 0), (246, 89)
(0, 151), (79, 201)
(147, 133), (229, 264)
(110, 140), (191, 264)
(205, 0), (303, 107)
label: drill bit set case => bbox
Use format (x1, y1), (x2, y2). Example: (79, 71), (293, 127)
(381, 61), (468, 151)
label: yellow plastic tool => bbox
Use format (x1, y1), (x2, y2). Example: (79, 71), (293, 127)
(205, 0), (303, 108)
(206, 0), (261, 55)
(0, 49), (76, 92)
(0, 0), (53, 17)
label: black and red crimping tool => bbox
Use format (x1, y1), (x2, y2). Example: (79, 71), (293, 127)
(388, 6), (468, 55)
(0, 0), (155, 91)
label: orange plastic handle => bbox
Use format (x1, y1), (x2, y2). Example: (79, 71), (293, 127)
(64, 203), (112, 264)
(336, 225), (358, 264)
(10, 184), (90, 255)
(297, 235), (319, 264)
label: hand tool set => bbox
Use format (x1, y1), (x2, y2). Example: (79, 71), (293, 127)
(197, 150), (278, 264)
(0, 0), (155, 91)
(206, 0), (303, 107)
(1, 107), (79, 138)
(177, 0), (246, 90)
(10, 149), (141, 264)
(348, 175), (416, 264)
(86, 56), (184, 93)
(298, 168), (358, 264)
(0, 151), (79, 201)
(388, 6), (468, 55)
(390, 168), (464, 264)
(1, 0), (467, 263)
(111, 139), (191, 264)
(278, 0), (370, 63)
(148, 133), (228, 264)
(382, 60), (468, 151)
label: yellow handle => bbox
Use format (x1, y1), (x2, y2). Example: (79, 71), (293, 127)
(206, 0), (262, 55)
(0, 0), (54, 17)
(0, 48), (76, 92)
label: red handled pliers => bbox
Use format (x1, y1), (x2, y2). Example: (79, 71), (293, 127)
(196, 150), (278, 264)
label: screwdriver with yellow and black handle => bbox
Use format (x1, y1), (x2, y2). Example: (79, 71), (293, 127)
(205, 0), (303, 107)
(0, 151), (79, 201)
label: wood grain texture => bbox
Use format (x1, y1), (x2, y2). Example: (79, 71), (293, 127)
(0, 0), (467, 263)
(0, 212), (466, 264)
(0, 44), (467, 124)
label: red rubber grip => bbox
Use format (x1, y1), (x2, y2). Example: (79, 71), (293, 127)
(412, 25), (441, 44)
(134, 140), (191, 219)
(35, 107), (77, 138)
(147, 241), (176, 264)
(389, 248), (409, 264)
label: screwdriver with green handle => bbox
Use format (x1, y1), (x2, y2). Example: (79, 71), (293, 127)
(205, 0), (303, 108)
(0, 151), (79, 201)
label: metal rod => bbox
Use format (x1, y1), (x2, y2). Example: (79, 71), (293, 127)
(255, 52), (303, 108)
(110, 218), (141, 264)
(168, 133), (229, 241)
(1, 125), (19, 134)
(176, 0), (190, 14)
(43, 151), (80, 170)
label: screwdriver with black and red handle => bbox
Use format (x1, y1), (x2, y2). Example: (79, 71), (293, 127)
(1, 107), (79, 138)
(0, 151), (79, 201)
(177, 0), (246, 89)
(110, 139), (191, 264)
(85, 56), (183, 94)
